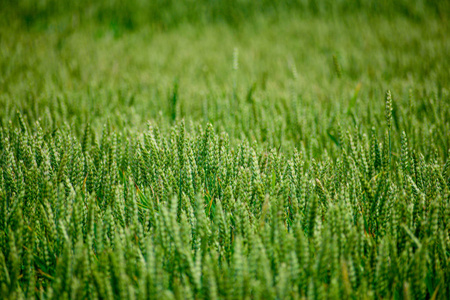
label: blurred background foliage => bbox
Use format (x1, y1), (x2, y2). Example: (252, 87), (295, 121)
(1, 0), (448, 30)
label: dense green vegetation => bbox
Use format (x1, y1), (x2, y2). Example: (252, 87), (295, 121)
(0, 1), (449, 299)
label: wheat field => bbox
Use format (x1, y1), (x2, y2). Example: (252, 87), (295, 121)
(0, 1), (449, 299)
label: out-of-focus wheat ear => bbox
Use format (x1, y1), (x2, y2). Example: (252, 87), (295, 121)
(385, 91), (393, 130)
(385, 90), (393, 165)
(232, 47), (239, 96)
(332, 54), (342, 78)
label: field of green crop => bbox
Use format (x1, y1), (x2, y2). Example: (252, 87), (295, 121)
(0, 1), (449, 299)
